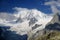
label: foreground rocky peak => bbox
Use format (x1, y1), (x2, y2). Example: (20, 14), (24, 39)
(45, 13), (60, 31)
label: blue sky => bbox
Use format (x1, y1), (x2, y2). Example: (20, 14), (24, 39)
(0, 0), (57, 14)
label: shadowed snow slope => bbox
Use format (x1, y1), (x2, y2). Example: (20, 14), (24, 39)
(0, 7), (53, 35)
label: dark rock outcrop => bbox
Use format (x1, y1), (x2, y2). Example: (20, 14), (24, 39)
(0, 26), (28, 40)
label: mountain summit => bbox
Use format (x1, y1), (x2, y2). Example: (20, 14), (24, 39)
(0, 8), (53, 35)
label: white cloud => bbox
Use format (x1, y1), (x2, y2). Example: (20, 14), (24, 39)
(44, 0), (60, 14)
(0, 12), (17, 23)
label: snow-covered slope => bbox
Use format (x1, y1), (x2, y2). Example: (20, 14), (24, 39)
(0, 8), (53, 35)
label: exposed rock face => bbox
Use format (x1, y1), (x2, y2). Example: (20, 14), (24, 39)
(45, 13), (60, 31)
(48, 13), (60, 24)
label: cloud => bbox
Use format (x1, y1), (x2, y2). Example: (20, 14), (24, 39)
(44, 0), (60, 14)
(0, 12), (17, 23)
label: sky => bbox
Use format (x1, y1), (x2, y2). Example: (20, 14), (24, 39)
(0, 0), (59, 14)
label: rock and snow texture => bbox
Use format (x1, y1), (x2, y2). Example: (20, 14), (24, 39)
(0, 7), (53, 35)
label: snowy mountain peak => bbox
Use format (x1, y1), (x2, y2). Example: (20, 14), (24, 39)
(14, 8), (45, 18)
(0, 8), (53, 35)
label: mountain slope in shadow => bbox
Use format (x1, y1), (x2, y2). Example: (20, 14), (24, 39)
(45, 23), (60, 31)
(0, 26), (28, 40)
